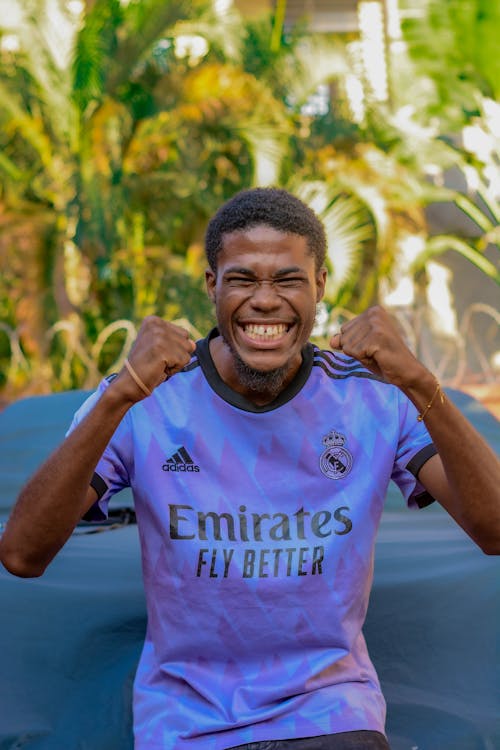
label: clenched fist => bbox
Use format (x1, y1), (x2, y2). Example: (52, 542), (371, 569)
(330, 306), (427, 389)
(114, 317), (196, 402)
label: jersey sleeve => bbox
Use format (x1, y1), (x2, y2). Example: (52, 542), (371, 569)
(391, 389), (438, 509)
(66, 378), (132, 521)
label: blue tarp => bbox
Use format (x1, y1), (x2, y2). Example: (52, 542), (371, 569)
(0, 389), (498, 750)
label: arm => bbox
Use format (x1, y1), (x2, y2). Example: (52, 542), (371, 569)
(331, 306), (500, 554)
(0, 317), (196, 577)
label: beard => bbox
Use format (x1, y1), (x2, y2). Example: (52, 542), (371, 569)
(222, 336), (291, 399)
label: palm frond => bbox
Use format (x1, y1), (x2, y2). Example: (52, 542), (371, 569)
(476, 186), (500, 226)
(291, 180), (372, 292)
(400, 0), (500, 122)
(0, 150), (25, 181)
(72, 0), (122, 112)
(180, 62), (291, 188)
(289, 37), (350, 107)
(0, 81), (55, 174)
(412, 235), (500, 285)
(172, 4), (243, 64)
(103, 0), (209, 95)
(6, 0), (75, 141)
(453, 193), (496, 234)
(242, 128), (288, 187)
(338, 177), (390, 253)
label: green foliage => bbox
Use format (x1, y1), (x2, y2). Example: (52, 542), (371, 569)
(400, 0), (500, 126)
(1, 0), (499, 396)
(72, 0), (122, 112)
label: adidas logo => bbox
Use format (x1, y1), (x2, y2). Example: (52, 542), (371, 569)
(162, 446), (200, 473)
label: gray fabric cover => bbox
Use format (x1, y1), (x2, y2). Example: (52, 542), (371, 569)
(0, 388), (498, 750)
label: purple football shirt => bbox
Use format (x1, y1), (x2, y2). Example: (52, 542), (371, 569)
(70, 332), (436, 749)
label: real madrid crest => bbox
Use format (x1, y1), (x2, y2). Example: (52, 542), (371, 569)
(320, 430), (353, 480)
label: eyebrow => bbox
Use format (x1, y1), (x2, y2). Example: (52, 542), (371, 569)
(223, 266), (305, 278)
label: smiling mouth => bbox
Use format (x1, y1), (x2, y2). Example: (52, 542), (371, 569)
(242, 323), (290, 342)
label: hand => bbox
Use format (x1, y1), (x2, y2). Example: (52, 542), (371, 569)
(114, 316), (196, 402)
(329, 305), (427, 388)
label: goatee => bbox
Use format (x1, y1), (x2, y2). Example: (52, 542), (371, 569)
(225, 341), (290, 399)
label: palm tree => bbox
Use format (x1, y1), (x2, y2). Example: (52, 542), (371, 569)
(0, 0), (296, 390)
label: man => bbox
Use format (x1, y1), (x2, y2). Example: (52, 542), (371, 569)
(1, 188), (499, 750)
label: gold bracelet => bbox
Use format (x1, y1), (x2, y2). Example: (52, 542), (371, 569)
(124, 358), (152, 397)
(417, 380), (445, 421)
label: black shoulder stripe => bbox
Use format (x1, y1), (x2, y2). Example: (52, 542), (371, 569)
(406, 444), (438, 477)
(413, 490), (435, 509)
(182, 358), (200, 372)
(90, 472), (108, 500)
(313, 360), (386, 383)
(314, 357), (367, 374)
(314, 349), (358, 368)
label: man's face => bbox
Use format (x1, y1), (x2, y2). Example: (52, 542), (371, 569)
(205, 225), (326, 397)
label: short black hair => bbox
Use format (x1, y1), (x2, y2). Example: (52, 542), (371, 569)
(204, 187), (327, 272)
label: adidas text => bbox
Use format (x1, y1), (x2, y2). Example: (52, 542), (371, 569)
(163, 463), (200, 473)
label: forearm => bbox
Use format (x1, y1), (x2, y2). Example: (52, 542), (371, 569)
(0, 384), (135, 577)
(403, 369), (500, 553)
(331, 306), (500, 552)
(0, 317), (196, 578)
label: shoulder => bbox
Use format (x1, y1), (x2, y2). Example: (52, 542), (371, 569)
(311, 345), (387, 385)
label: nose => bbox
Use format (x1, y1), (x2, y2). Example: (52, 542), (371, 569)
(249, 280), (281, 311)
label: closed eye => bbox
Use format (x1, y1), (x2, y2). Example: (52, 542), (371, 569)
(226, 276), (257, 287)
(275, 277), (307, 287)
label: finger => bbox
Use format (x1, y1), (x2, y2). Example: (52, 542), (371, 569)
(330, 332), (342, 350)
(163, 341), (196, 376)
(342, 326), (378, 357)
(342, 331), (384, 376)
(166, 325), (197, 353)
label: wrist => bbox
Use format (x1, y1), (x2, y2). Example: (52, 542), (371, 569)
(400, 369), (445, 419)
(124, 358), (152, 397)
(103, 373), (145, 409)
(388, 355), (432, 392)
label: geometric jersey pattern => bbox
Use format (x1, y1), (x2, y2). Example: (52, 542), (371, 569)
(69, 332), (436, 750)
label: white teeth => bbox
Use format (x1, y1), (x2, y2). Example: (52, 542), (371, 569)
(244, 324), (287, 340)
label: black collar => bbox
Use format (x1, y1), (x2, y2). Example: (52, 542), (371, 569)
(195, 328), (314, 413)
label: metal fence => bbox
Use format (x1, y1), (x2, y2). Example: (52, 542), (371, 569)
(0, 304), (499, 400)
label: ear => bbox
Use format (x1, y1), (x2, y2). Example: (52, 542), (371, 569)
(315, 267), (327, 303)
(205, 268), (216, 303)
